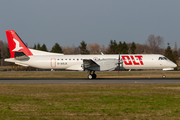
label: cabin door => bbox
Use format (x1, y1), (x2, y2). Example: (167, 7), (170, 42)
(51, 58), (56, 68)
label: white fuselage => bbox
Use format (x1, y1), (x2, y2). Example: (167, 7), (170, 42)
(6, 54), (177, 71)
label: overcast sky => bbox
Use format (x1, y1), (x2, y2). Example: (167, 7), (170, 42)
(0, 0), (180, 50)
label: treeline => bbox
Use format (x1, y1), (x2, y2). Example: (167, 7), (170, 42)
(0, 41), (9, 66)
(0, 34), (180, 66)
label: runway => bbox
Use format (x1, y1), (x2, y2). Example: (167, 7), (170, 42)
(0, 78), (180, 84)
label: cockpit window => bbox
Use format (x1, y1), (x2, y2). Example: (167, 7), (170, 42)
(158, 57), (168, 60)
(158, 57), (164, 60)
(163, 57), (168, 60)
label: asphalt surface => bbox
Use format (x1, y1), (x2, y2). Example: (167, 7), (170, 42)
(0, 78), (180, 84)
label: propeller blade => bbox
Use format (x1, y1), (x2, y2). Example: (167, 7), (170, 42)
(118, 53), (120, 73)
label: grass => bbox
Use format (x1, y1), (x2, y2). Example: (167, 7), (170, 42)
(0, 84), (180, 119)
(0, 71), (180, 78)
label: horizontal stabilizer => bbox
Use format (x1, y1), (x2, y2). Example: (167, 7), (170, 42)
(15, 62), (29, 67)
(15, 51), (30, 60)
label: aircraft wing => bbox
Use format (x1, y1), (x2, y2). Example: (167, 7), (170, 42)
(83, 59), (100, 71)
(83, 59), (118, 71)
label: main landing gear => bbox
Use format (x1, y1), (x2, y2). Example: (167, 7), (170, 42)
(88, 71), (97, 79)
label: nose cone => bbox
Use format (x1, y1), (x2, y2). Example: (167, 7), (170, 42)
(170, 61), (177, 68)
(172, 62), (177, 68)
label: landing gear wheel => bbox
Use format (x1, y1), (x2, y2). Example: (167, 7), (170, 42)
(162, 70), (166, 79)
(162, 75), (166, 79)
(88, 74), (97, 79)
(92, 74), (97, 79)
(88, 74), (93, 79)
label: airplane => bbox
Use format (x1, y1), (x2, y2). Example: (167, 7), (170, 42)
(4, 30), (177, 79)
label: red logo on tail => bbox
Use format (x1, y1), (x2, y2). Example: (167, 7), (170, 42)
(12, 38), (23, 51)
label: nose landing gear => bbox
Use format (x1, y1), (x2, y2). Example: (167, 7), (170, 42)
(162, 74), (166, 79)
(162, 71), (166, 79)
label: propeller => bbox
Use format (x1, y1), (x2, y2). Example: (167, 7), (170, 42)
(117, 52), (121, 73)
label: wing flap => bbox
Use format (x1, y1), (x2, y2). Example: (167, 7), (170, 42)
(83, 59), (100, 70)
(83, 59), (118, 71)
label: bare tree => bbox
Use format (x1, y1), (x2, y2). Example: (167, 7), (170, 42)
(71, 44), (80, 54)
(0, 40), (9, 66)
(62, 46), (73, 54)
(135, 43), (150, 54)
(146, 34), (164, 54)
(178, 48), (180, 58)
(62, 45), (80, 54)
(87, 43), (100, 54)
(173, 42), (179, 60)
(174, 41), (177, 51)
(100, 44), (107, 53)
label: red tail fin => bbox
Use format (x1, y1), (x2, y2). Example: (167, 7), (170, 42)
(6, 30), (33, 58)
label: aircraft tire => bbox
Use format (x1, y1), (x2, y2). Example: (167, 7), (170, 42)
(88, 74), (93, 79)
(162, 75), (166, 79)
(92, 74), (97, 79)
